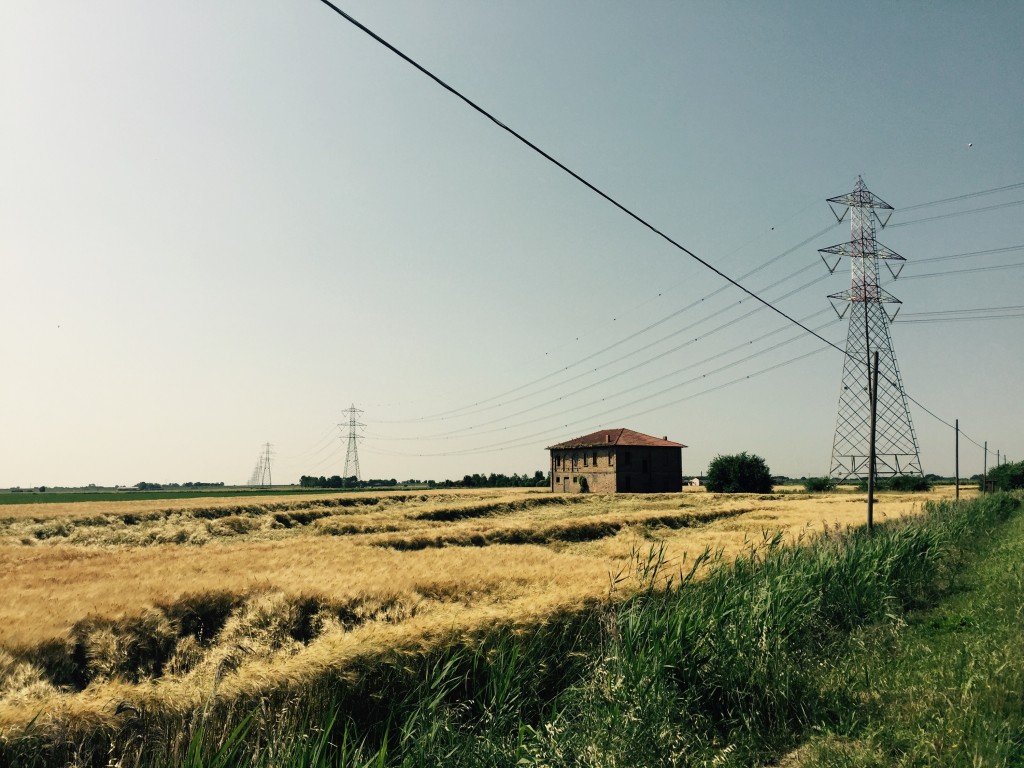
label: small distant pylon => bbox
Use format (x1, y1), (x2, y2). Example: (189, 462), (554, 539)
(249, 443), (273, 487)
(260, 442), (274, 487)
(819, 176), (922, 480)
(247, 457), (262, 487)
(340, 405), (365, 483)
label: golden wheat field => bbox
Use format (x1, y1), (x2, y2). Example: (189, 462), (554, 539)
(0, 485), (970, 734)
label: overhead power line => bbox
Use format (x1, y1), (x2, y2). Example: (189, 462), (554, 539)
(897, 181), (1024, 213)
(366, 344), (834, 457)
(400, 264), (829, 431)
(898, 261), (1024, 281)
(377, 236), (1020, 428)
(914, 244), (1024, 265)
(895, 313), (1024, 324)
(889, 198), (1024, 228)
(316, 1), (844, 358)
(298, 440), (347, 473)
(314, 3), (1008, 463)
(900, 304), (1024, 317)
(380, 223), (837, 425)
(874, 370), (990, 458)
(375, 308), (836, 442)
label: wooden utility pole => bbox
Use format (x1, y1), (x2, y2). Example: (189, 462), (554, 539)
(867, 351), (879, 532)
(955, 419), (960, 500)
(984, 441), (988, 492)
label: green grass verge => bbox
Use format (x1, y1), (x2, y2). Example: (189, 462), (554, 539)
(2, 494), (1019, 767)
(794, 498), (1024, 766)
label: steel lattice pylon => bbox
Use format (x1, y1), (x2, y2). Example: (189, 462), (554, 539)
(248, 443), (273, 487)
(820, 177), (922, 481)
(341, 404), (365, 482)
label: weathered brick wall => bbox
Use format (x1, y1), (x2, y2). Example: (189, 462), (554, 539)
(550, 447), (617, 493)
(585, 468), (617, 493)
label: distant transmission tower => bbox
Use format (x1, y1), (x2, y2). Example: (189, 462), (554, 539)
(340, 405), (365, 482)
(260, 442), (273, 487)
(819, 176), (922, 480)
(248, 443), (273, 487)
(247, 456), (262, 487)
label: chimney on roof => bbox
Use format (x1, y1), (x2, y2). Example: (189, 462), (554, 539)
(663, 436), (668, 441)
(606, 434), (611, 443)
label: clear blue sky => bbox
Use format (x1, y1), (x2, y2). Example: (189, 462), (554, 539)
(2, 1), (1022, 487)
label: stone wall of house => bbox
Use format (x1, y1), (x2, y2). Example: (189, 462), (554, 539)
(550, 447), (617, 493)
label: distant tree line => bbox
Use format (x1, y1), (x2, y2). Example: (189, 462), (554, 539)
(429, 471), (548, 489)
(299, 476), (404, 489)
(133, 481), (225, 491)
(299, 472), (549, 490)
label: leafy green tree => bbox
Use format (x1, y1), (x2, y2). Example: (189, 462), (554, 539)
(705, 452), (773, 493)
(987, 461), (1024, 491)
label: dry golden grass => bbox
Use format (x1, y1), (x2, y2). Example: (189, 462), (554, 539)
(0, 485), (973, 734)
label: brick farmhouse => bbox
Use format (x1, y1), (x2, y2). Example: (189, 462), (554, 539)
(547, 428), (686, 493)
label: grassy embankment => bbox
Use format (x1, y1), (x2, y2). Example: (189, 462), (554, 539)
(1, 490), (1016, 766)
(788, 494), (1024, 766)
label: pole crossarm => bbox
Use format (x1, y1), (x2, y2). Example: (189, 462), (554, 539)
(827, 286), (904, 304)
(818, 240), (904, 262)
(826, 185), (895, 227)
(818, 240), (906, 279)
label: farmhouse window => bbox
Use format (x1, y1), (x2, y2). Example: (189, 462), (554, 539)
(592, 452), (597, 465)
(584, 454), (589, 467)
(555, 455), (561, 467)
(572, 455), (578, 469)
(573, 476), (578, 483)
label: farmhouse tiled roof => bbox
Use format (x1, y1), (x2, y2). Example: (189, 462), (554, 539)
(547, 428), (686, 450)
